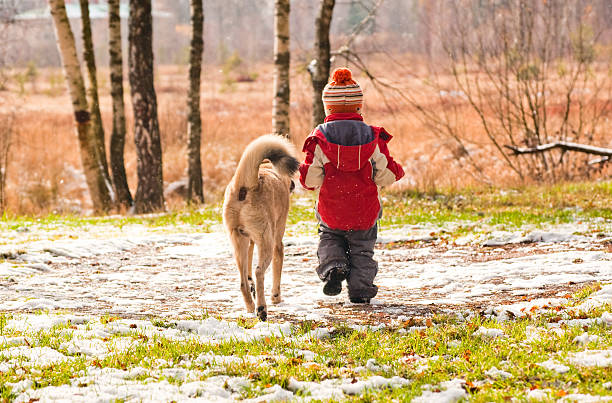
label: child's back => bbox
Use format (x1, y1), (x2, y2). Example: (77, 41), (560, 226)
(299, 68), (404, 303)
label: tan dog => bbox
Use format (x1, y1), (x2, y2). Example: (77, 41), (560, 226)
(222, 135), (299, 321)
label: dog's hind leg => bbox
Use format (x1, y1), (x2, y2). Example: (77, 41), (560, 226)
(254, 236), (273, 321)
(271, 240), (283, 304)
(230, 231), (255, 313)
(247, 240), (255, 298)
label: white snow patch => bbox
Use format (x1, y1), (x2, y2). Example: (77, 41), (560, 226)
(412, 378), (466, 403)
(573, 332), (600, 345)
(574, 284), (612, 312)
(287, 375), (410, 401)
(483, 229), (578, 246)
(59, 337), (135, 358)
(526, 388), (550, 400)
(601, 312), (612, 327)
(249, 385), (294, 402)
(15, 374), (246, 403)
(175, 317), (292, 342)
(6, 314), (89, 332)
(569, 349), (612, 367)
(484, 366), (512, 379)
(0, 346), (71, 367)
(473, 326), (505, 339)
(537, 359), (570, 374)
(525, 325), (565, 343)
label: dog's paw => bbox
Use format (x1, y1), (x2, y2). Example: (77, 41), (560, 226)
(271, 293), (281, 304)
(257, 306), (267, 321)
(245, 301), (255, 313)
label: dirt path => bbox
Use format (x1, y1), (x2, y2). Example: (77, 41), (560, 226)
(1, 228), (610, 324)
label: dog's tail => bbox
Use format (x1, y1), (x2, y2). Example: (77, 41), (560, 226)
(234, 134), (299, 190)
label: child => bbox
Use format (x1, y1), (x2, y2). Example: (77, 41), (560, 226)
(299, 67), (405, 303)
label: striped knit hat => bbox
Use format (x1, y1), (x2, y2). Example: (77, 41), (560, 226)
(322, 68), (363, 115)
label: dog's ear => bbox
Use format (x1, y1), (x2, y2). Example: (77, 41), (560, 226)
(290, 180), (295, 193)
(238, 187), (247, 201)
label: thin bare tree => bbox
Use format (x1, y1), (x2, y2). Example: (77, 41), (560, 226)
(129, 0), (164, 213)
(49, 0), (114, 212)
(0, 111), (14, 211)
(309, 0), (335, 127)
(79, 0), (111, 184)
(187, 0), (205, 204)
(386, 0), (612, 183)
(108, 0), (133, 208)
(273, 0), (290, 138)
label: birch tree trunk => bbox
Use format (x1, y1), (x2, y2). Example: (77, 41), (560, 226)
(49, 0), (113, 212)
(310, 0), (335, 127)
(187, 0), (204, 204)
(108, 0), (133, 208)
(273, 0), (290, 138)
(79, 0), (111, 184)
(128, 0), (164, 213)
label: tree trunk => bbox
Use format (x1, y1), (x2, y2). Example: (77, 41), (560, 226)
(310, 0), (335, 128)
(108, 0), (133, 208)
(187, 0), (204, 204)
(273, 0), (290, 138)
(128, 0), (164, 213)
(49, 0), (113, 212)
(79, 0), (111, 181)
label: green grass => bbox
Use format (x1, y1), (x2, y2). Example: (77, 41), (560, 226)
(379, 180), (612, 228)
(0, 181), (609, 240)
(0, 205), (224, 233)
(1, 285), (610, 401)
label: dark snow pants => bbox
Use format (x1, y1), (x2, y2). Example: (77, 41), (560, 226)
(316, 223), (379, 300)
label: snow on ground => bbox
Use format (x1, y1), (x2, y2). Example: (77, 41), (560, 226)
(0, 312), (413, 402)
(569, 349), (612, 368)
(0, 220), (610, 322)
(0, 217), (610, 400)
(412, 378), (467, 403)
(14, 373), (249, 403)
(537, 359), (570, 374)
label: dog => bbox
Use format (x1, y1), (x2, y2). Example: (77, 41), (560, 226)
(222, 134), (299, 321)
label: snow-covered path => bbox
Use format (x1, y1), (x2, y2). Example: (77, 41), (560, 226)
(0, 222), (610, 323)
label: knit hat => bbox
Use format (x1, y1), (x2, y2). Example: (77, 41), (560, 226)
(322, 68), (363, 115)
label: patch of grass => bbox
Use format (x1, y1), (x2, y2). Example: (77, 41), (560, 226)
(151, 319), (177, 329)
(569, 282), (603, 305)
(380, 181), (612, 229)
(0, 203), (224, 234)
(0, 313), (9, 336)
(2, 299), (612, 401)
(0, 181), (609, 241)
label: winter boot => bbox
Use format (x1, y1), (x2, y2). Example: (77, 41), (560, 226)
(323, 267), (347, 296)
(349, 297), (371, 304)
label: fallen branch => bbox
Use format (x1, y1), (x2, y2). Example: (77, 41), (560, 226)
(589, 156), (611, 165)
(505, 142), (612, 158)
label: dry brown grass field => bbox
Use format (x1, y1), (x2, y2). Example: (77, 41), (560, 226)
(0, 59), (610, 215)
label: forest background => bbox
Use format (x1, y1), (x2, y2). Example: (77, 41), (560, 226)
(0, 0), (611, 215)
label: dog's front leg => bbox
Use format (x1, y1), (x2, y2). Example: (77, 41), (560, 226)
(255, 239), (273, 321)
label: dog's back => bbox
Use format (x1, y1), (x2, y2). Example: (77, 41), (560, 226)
(223, 135), (299, 234)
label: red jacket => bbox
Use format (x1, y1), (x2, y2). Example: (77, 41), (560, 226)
(299, 113), (404, 231)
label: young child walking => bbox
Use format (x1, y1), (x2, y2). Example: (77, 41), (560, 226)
(299, 68), (405, 303)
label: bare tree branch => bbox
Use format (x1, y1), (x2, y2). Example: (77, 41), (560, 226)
(505, 142), (612, 157)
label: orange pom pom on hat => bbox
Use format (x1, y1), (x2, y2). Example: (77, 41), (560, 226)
(322, 68), (363, 115)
